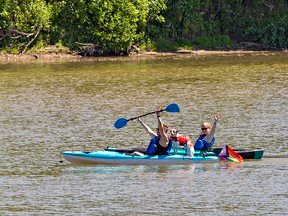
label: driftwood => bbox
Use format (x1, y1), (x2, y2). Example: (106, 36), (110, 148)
(76, 42), (140, 56)
(0, 26), (42, 54)
(76, 42), (103, 56)
(21, 26), (42, 54)
(0, 28), (34, 40)
(126, 45), (139, 56)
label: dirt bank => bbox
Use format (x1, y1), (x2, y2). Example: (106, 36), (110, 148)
(0, 50), (287, 64)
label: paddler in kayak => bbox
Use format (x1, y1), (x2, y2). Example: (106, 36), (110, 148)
(133, 109), (172, 156)
(194, 113), (221, 152)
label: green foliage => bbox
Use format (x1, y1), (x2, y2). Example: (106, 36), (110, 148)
(194, 35), (232, 49)
(54, 40), (70, 53)
(1, 0), (166, 54)
(257, 15), (288, 49)
(156, 0), (288, 50)
(0, 0), (51, 51)
(50, 0), (166, 53)
(138, 38), (157, 51)
(0, 0), (9, 28)
(27, 39), (46, 53)
(154, 37), (178, 51)
(174, 38), (194, 50)
(163, 0), (203, 38)
(206, 0), (288, 49)
(14, 0), (51, 31)
(1, 0), (288, 53)
(0, 0), (51, 32)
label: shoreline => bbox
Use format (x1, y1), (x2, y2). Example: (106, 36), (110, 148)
(0, 50), (287, 64)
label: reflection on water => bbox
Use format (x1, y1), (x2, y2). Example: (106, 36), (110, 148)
(218, 161), (244, 170)
(61, 164), (197, 176)
(0, 55), (287, 215)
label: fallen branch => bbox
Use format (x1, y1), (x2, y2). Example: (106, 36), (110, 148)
(263, 1), (274, 11)
(75, 42), (103, 56)
(10, 28), (35, 38)
(20, 26), (42, 54)
(75, 42), (94, 46)
(0, 28), (35, 41)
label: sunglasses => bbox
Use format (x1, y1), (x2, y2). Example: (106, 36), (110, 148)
(201, 127), (208, 130)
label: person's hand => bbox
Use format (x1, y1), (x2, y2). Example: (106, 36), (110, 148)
(214, 113), (221, 122)
(156, 108), (162, 117)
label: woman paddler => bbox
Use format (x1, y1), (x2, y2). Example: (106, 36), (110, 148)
(194, 113), (221, 152)
(132, 109), (172, 156)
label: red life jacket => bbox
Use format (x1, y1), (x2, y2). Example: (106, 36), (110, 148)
(177, 135), (189, 145)
(170, 135), (189, 145)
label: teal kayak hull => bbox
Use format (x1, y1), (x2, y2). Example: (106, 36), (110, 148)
(61, 151), (219, 165)
(105, 147), (264, 160)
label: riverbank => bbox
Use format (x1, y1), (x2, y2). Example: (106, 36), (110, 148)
(0, 50), (287, 64)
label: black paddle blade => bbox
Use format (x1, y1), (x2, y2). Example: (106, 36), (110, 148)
(165, 103), (180, 113)
(114, 118), (128, 129)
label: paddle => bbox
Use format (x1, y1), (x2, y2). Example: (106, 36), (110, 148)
(114, 102), (180, 129)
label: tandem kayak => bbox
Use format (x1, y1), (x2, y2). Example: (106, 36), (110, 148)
(105, 147), (264, 160)
(61, 151), (220, 165)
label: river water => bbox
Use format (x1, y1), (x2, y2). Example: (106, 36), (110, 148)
(0, 54), (287, 215)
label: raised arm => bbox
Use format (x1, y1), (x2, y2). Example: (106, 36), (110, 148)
(204, 113), (221, 143)
(156, 111), (169, 147)
(137, 117), (157, 138)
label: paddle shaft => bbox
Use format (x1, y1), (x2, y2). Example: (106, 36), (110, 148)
(114, 103), (179, 129)
(128, 109), (164, 121)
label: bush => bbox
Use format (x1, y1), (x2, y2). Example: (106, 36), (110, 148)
(138, 38), (157, 51)
(258, 15), (288, 49)
(0, 0), (51, 53)
(51, 0), (166, 54)
(153, 37), (178, 52)
(194, 35), (232, 49)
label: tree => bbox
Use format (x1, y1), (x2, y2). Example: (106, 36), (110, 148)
(51, 0), (166, 54)
(0, 0), (51, 53)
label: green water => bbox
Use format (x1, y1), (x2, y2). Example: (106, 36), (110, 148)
(1, 55), (287, 215)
